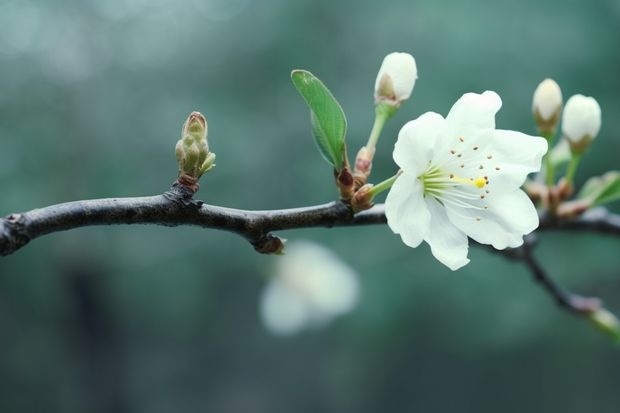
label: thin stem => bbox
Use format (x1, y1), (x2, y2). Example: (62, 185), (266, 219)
(517, 238), (600, 314)
(540, 130), (555, 188)
(565, 152), (582, 186)
(544, 155), (555, 188)
(368, 171), (402, 198)
(365, 103), (392, 152)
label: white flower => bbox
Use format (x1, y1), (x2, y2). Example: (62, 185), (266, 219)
(259, 241), (360, 336)
(562, 94), (601, 150)
(385, 91), (548, 271)
(532, 78), (562, 121)
(374, 52), (417, 104)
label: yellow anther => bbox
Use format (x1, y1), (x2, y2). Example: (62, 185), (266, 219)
(473, 177), (487, 188)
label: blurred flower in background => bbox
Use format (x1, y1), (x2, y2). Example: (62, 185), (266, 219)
(259, 241), (360, 336)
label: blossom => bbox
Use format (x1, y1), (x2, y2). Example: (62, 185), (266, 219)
(259, 241), (360, 336)
(374, 52), (417, 104)
(562, 94), (601, 152)
(385, 91), (548, 270)
(532, 78), (563, 121)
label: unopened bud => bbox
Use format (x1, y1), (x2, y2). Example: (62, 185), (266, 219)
(351, 183), (374, 212)
(532, 78), (562, 136)
(354, 146), (375, 177)
(562, 94), (601, 154)
(589, 308), (620, 342)
(374, 52), (417, 106)
(175, 111), (215, 191)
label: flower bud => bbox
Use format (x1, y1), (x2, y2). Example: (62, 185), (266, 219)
(351, 183), (374, 212)
(589, 308), (620, 341)
(532, 78), (562, 136)
(175, 111), (215, 192)
(374, 52), (417, 106)
(562, 94), (601, 153)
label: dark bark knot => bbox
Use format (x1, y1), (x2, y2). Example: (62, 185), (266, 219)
(0, 213), (31, 256)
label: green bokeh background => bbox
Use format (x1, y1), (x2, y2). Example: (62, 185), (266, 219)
(1, 0), (620, 412)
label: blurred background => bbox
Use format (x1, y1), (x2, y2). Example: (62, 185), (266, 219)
(1, 0), (620, 411)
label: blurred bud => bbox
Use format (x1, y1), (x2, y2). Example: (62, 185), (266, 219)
(175, 111), (216, 191)
(374, 52), (417, 106)
(532, 78), (562, 136)
(562, 94), (601, 154)
(589, 308), (620, 342)
(259, 241), (360, 336)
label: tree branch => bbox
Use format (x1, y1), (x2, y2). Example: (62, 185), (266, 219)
(2, 186), (619, 257)
(497, 235), (602, 315)
(0, 184), (385, 256)
(2, 185), (619, 325)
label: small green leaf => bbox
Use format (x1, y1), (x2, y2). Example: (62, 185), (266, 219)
(291, 70), (347, 169)
(577, 171), (620, 206)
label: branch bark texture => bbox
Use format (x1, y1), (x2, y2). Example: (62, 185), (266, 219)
(1, 186), (619, 257)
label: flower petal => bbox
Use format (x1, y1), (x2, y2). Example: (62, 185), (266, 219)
(444, 91), (502, 147)
(260, 281), (310, 336)
(424, 197), (470, 270)
(385, 173), (431, 248)
(393, 112), (446, 177)
(485, 130), (547, 188)
(446, 188), (539, 249)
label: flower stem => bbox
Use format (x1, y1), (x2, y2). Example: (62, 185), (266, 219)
(540, 130), (555, 188)
(544, 155), (555, 188)
(368, 171), (402, 198)
(365, 103), (395, 152)
(565, 152), (582, 186)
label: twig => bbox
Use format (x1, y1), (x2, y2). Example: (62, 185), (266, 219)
(499, 235), (602, 315)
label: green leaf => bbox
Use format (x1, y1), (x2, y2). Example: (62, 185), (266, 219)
(291, 70), (347, 169)
(577, 171), (620, 206)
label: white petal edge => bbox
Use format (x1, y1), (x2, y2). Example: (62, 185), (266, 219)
(446, 189), (539, 250)
(385, 173), (431, 248)
(393, 112), (446, 177)
(423, 197), (470, 271)
(444, 91), (502, 144)
(487, 129), (548, 189)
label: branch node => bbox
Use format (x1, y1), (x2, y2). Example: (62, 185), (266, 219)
(0, 213), (31, 256)
(252, 234), (286, 255)
(164, 182), (197, 207)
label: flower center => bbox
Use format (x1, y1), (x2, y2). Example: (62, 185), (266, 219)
(418, 163), (491, 221)
(419, 165), (488, 197)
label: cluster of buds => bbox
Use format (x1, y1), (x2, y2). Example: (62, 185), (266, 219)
(532, 79), (601, 156)
(530, 78), (603, 216)
(175, 111), (216, 192)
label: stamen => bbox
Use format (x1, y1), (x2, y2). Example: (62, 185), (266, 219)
(472, 177), (487, 188)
